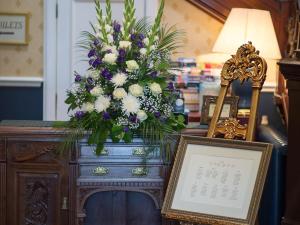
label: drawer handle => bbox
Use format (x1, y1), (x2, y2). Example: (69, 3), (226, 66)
(132, 147), (146, 156)
(93, 167), (109, 176)
(93, 148), (109, 156)
(61, 197), (68, 210)
(132, 167), (148, 176)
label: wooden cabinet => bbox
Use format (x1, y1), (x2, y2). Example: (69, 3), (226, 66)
(0, 126), (76, 225)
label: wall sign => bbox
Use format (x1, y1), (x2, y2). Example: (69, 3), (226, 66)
(0, 12), (29, 45)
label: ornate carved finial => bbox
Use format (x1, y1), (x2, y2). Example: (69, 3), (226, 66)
(220, 42), (267, 88)
(214, 118), (247, 140)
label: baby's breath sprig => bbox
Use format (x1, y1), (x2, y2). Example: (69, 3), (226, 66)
(123, 0), (136, 40)
(147, 0), (164, 54)
(95, 0), (109, 43)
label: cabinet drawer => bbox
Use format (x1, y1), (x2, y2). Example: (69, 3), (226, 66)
(7, 141), (59, 163)
(80, 144), (160, 159)
(79, 163), (162, 179)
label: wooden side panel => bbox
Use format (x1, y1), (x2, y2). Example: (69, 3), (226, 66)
(0, 163), (6, 225)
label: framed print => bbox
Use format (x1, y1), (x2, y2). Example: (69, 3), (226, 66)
(162, 136), (272, 225)
(0, 12), (29, 45)
(201, 95), (239, 125)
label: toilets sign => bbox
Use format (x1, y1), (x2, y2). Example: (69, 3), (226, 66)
(0, 13), (29, 45)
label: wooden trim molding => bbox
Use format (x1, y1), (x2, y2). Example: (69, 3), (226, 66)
(0, 76), (43, 87)
(0, 163), (6, 225)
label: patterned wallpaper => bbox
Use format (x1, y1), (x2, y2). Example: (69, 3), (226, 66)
(162, 0), (223, 59)
(0, 0), (43, 77)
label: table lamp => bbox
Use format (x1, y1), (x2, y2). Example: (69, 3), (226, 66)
(212, 8), (282, 109)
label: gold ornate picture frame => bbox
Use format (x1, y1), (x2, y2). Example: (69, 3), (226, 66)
(162, 135), (272, 225)
(0, 12), (29, 45)
(200, 95), (239, 125)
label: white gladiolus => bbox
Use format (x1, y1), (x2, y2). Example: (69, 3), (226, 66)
(102, 45), (118, 55)
(143, 37), (149, 46)
(119, 41), (132, 49)
(103, 53), (117, 64)
(149, 82), (162, 95)
(150, 45), (156, 51)
(154, 35), (159, 41)
(95, 24), (101, 30)
(107, 34), (114, 43)
(95, 95), (111, 112)
(126, 60), (139, 72)
(82, 102), (94, 113)
(90, 86), (103, 97)
(113, 88), (127, 99)
(121, 94), (140, 115)
(137, 110), (147, 121)
(105, 24), (112, 33)
(139, 48), (147, 55)
(96, 32), (103, 39)
(111, 72), (127, 87)
(129, 84), (143, 97)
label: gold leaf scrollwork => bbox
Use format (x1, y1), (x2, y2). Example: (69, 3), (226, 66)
(214, 118), (247, 140)
(221, 42), (267, 88)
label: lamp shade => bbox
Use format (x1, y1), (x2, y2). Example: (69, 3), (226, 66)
(212, 8), (281, 59)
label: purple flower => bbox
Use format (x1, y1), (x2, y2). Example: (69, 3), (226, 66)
(137, 41), (144, 48)
(94, 39), (100, 46)
(89, 59), (94, 66)
(113, 21), (121, 33)
(87, 77), (94, 85)
(101, 68), (112, 80)
(103, 112), (111, 120)
(117, 56), (125, 63)
(150, 71), (158, 78)
(92, 58), (102, 68)
(130, 34), (136, 41)
(74, 74), (82, 82)
(168, 82), (175, 91)
(129, 115), (137, 123)
(88, 49), (96, 58)
(75, 111), (85, 119)
(118, 49), (126, 57)
(85, 84), (93, 92)
(138, 33), (145, 40)
(154, 112), (161, 118)
(123, 126), (130, 133)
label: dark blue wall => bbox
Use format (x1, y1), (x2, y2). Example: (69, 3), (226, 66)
(0, 86), (43, 121)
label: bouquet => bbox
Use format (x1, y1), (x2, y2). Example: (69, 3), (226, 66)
(64, 0), (185, 154)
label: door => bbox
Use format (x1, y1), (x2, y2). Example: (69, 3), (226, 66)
(6, 140), (69, 225)
(44, 0), (159, 121)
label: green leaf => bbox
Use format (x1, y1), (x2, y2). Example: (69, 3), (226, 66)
(123, 131), (133, 143)
(95, 143), (104, 155)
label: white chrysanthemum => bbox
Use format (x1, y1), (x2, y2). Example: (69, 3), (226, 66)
(143, 37), (149, 46)
(103, 53), (117, 64)
(111, 72), (127, 87)
(95, 95), (111, 112)
(82, 102), (94, 113)
(149, 82), (162, 95)
(129, 84), (143, 97)
(119, 41), (132, 49)
(137, 110), (147, 121)
(90, 86), (103, 97)
(121, 95), (140, 115)
(126, 60), (139, 72)
(139, 48), (147, 55)
(113, 88), (127, 100)
(102, 44), (118, 54)
(88, 70), (99, 79)
(105, 24), (112, 33)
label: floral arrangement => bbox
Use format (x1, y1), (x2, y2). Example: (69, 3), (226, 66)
(64, 0), (185, 154)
